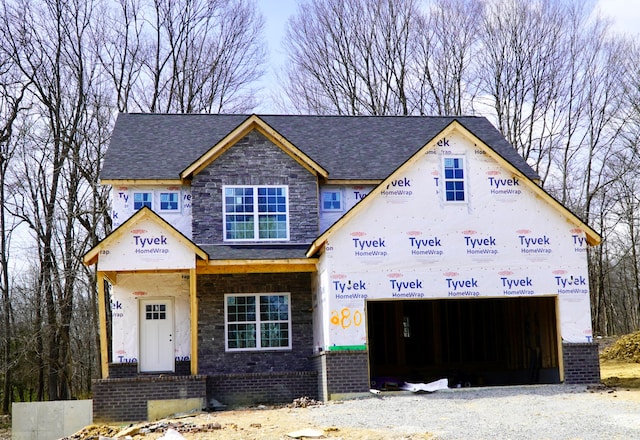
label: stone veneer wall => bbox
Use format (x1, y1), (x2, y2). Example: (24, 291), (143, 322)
(191, 130), (319, 244)
(92, 375), (207, 422)
(197, 273), (314, 374)
(198, 272), (316, 406)
(562, 342), (601, 384)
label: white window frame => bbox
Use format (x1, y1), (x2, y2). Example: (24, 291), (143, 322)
(320, 189), (344, 212)
(224, 293), (292, 351)
(442, 156), (467, 203)
(223, 185), (290, 241)
(158, 191), (181, 212)
(133, 191), (153, 210)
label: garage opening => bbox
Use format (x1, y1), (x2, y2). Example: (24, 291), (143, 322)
(367, 297), (560, 389)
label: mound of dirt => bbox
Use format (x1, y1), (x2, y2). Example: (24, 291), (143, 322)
(601, 331), (640, 362)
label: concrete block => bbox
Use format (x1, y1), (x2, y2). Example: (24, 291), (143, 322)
(12, 400), (92, 440)
(147, 398), (204, 421)
(62, 400), (93, 436)
(37, 401), (64, 434)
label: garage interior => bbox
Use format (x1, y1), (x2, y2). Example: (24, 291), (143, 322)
(367, 297), (560, 389)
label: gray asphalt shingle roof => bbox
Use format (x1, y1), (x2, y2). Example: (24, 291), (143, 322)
(199, 244), (310, 260)
(101, 113), (540, 181)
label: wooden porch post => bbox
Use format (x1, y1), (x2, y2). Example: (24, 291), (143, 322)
(190, 267), (198, 375)
(97, 271), (109, 378)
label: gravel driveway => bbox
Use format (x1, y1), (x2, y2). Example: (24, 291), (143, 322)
(305, 384), (640, 439)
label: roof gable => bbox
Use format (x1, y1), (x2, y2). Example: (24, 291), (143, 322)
(83, 207), (208, 269)
(307, 120), (600, 256)
(181, 115), (328, 180)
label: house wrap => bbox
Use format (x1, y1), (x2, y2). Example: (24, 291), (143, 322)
(84, 114), (601, 422)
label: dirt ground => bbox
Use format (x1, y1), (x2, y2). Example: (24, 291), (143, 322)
(600, 358), (640, 389)
(67, 404), (434, 440)
(2, 336), (640, 440)
(63, 357), (640, 440)
(2, 383), (639, 440)
(600, 332), (640, 389)
(0, 416), (8, 440)
(66, 380), (640, 440)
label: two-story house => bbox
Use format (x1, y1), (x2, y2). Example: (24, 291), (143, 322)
(84, 114), (601, 422)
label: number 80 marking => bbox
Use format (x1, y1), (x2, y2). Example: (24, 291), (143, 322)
(330, 308), (363, 329)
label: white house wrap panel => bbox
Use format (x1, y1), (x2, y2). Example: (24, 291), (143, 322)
(316, 131), (592, 351)
(110, 185), (192, 237)
(110, 273), (191, 365)
(97, 217), (196, 271)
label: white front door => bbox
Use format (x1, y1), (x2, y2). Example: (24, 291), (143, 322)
(139, 298), (174, 372)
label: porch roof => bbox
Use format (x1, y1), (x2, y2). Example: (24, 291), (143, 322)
(199, 243), (310, 260)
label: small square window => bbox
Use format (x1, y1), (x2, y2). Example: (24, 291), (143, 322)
(145, 303), (167, 320)
(133, 192), (152, 210)
(159, 192), (180, 211)
(321, 190), (343, 212)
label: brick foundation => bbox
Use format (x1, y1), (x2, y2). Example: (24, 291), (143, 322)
(562, 342), (601, 384)
(107, 361), (191, 378)
(206, 371), (318, 407)
(314, 350), (370, 401)
(107, 362), (138, 378)
(92, 375), (207, 422)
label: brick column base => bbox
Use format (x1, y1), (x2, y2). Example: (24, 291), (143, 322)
(562, 342), (601, 384)
(313, 350), (369, 401)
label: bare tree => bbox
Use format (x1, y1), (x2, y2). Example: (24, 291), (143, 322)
(0, 63), (28, 412)
(283, 0), (419, 115)
(0, 0), (100, 400)
(410, 0), (482, 116)
(592, 40), (640, 334)
(478, 0), (572, 176)
(96, 0), (266, 113)
(93, 0), (146, 113)
(0, 0), (269, 403)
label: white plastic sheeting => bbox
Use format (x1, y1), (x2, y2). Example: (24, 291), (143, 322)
(319, 185), (375, 233)
(110, 184), (192, 237)
(110, 272), (191, 366)
(97, 216), (196, 271)
(314, 131), (593, 351)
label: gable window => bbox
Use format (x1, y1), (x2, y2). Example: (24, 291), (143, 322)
(133, 192), (153, 210)
(443, 157), (466, 202)
(321, 189), (343, 212)
(225, 293), (291, 351)
(224, 186), (289, 240)
(159, 191), (180, 211)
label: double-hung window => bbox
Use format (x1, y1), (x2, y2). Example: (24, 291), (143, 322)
(443, 157), (466, 202)
(133, 192), (153, 210)
(225, 293), (291, 351)
(224, 185), (289, 240)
